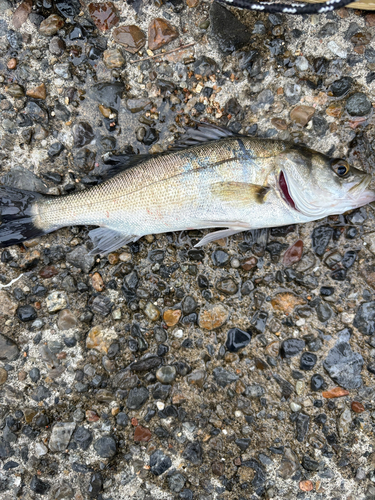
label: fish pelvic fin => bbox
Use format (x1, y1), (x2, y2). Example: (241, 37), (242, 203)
(211, 182), (270, 205)
(195, 228), (247, 247)
(88, 227), (140, 256)
(0, 186), (50, 249)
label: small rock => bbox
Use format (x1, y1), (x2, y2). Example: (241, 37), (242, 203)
(30, 476), (50, 495)
(322, 387), (349, 398)
(66, 245), (95, 273)
(73, 122), (95, 148)
(148, 18), (178, 50)
(182, 441), (203, 465)
(300, 352), (317, 371)
(216, 277), (238, 295)
(354, 301), (375, 335)
(49, 422), (76, 452)
(311, 374), (325, 391)
(46, 291), (68, 313)
(351, 401), (365, 413)
(212, 249), (229, 266)
(338, 407), (352, 437)
(271, 292), (305, 314)
(186, 369), (207, 388)
(26, 83), (46, 100)
(49, 36), (65, 55)
(93, 436), (117, 458)
(280, 338), (305, 358)
(283, 240), (303, 266)
(323, 333), (363, 389)
(113, 25), (146, 54)
(329, 77), (352, 98)
(210, 2), (250, 53)
(150, 450), (172, 475)
(295, 56), (308, 71)
(226, 328), (252, 352)
(39, 14), (64, 36)
(290, 105), (315, 126)
(0, 368), (8, 385)
(346, 92), (372, 117)
(88, 2), (119, 31)
(168, 472), (186, 493)
(302, 455), (319, 471)
(103, 48), (125, 68)
(127, 386), (149, 410)
(134, 426), (152, 442)
(144, 302), (161, 321)
(213, 367), (238, 387)
(0, 291), (18, 317)
(17, 305), (37, 322)
(156, 366), (177, 384)
(12, 0), (32, 29)
(327, 40), (347, 58)
(163, 309), (181, 326)
(198, 304), (229, 330)
(86, 326), (113, 354)
(92, 272), (105, 292)
(57, 309), (78, 330)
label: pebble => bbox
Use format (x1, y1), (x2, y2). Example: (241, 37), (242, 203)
(0, 367), (8, 385)
(210, 2), (250, 53)
(26, 83), (46, 100)
(103, 48), (125, 69)
(92, 272), (105, 292)
(67, 245), (95, 273)
(73, 122), (95, 148)
(126, 386), (149, 410)
(329, 77), (352, 98)
(323, 332), (363, 389)
(311, 374), (325, 391)
(163, 309), (181, 326)
(57, 309), (78, 330)
(346, 92), (372, 117)
(88, 2), (119, 31)
(134, 425), (152, 442)
(295, 56), (308, 71)
(30, 476), (50, 495)
(148, 18), (178, 51)
(0, 290), (18, 317)
(322, 387), (349, 398)
(46, 291), (68, 312)
(280, 338), (305, 358)
(113, 25), (146, 54)
(300, 352), (317, 370)
(338, 407), (352, 437)
(327, 40), (347, 58)
(198, 304), (229, 330)
(86, 326), (112, 354)
(290, 105), (315, 126)
(213, 367), (238, 387)
(39, 14), (64, 36)
(156, 366), (177, 384)
(271, 292), (305, 314)
(17, 305), (37, 322)
(93, 435), (117, 458)
(351, 401), (365, 413)
(150, 450), (172, 475)
(225, 328), (252, 352)
(49, 422), (76, 452)
(216, 277), (238, 295)
(290, 402), (301, 412)
(354, 301), (375, 335)
(144, 302), (161, 321)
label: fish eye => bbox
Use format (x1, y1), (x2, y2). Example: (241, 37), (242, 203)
(331, 159), (350, 178)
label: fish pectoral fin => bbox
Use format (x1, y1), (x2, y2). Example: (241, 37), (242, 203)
(211, 182), (270, 205)
(195, 228), (247, 247)
(88, 227), (140, 256)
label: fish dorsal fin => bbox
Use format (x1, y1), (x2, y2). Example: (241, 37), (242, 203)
(88, 227), (140, 255)
(168, 122), (240, 151)
(99, 153), (158, 180)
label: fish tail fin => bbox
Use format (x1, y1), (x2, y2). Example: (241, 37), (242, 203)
(0, 186), (49, 249)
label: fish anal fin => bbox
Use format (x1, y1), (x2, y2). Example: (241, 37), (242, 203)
(194, 228), (247, 247)
(88, 227), (140, 256)
(211, 182), (270, 205)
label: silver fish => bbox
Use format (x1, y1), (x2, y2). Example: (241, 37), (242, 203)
(0, 123), (374, 254)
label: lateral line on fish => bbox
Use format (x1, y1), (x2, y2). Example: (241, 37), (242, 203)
(40, 157), (251, 214)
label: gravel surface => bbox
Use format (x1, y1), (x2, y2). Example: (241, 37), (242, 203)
(1, 1), (375, 499)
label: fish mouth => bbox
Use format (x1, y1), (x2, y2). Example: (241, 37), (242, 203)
(279, 171), (298, 211)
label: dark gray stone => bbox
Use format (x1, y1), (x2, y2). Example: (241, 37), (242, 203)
(126, 386), (149, 410)
(210, 2), (250, 53)
(182, 441), (203, 465)
(354, 301), (375, 335)
(213, 367), (238, 387)
(168, 472), (186, 493)
(346, 92), (372, 117)
(150, 450), (172, 475)
(0, 334), (19, 362)
(93, 436), (116, 458)
(66, 246), (95, 273)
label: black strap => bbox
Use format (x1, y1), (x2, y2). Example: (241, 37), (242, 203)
(216, 0), (356, 14)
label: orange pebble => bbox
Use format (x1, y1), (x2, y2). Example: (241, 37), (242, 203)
(322, 387), (349, 399)
(300, 480), (313, 492)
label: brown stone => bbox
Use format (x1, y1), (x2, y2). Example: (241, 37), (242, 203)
(39, 265), (58, 278)
(103, 48), (125, 68)
(18, 370), (27, 381)
(351, 401), (365, 413)
(366, 13), (375, 27)
(265, 340), (280, 357)
(24, 408), (38, 423)
(336, 7), (349, 18)
(0, 368), (8, 385)
(198, 304), (229, 330)
(39, 14), (65, 36)
(241, 256), (258, 271)
(300, 480), (313, 492)
(26, 83), (47, 100)
(0, 290), (18, 317)
(283, 240), (303, 266)
(86, 410), (100, 422)
(113, 25), (146, 54)
(326, 104), (342, 118)
(86, 326), (112, 354)
(19, 250), (40, 269)
(271, 292), (306, 314)
(12, 0), (32, 29)
(322, 387), (349, 399)
(88, 2), (119, 31)
(271, 117), (288, 130)
(7, 58), (17, 70)
(58, 309), (78, 330)
(187, 0), (199, 6)
(108, 252), (119, 264)
(163, 309), (181, 327)
(290, 105), (315, 126)
(148, 18), (178, 51)
(92, 272), (105, 292)
(212, 461), (224, 476)
(134, 425), (152, 442)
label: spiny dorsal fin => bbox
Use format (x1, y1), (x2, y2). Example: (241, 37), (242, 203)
(168, 122), (240, 151)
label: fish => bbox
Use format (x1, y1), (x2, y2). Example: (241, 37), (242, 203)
(0, 122), (374, 255)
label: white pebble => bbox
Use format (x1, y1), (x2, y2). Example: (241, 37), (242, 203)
(290, 402), (301, 412)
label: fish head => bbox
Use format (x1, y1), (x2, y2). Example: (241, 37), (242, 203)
(277, 145), (375, 218)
